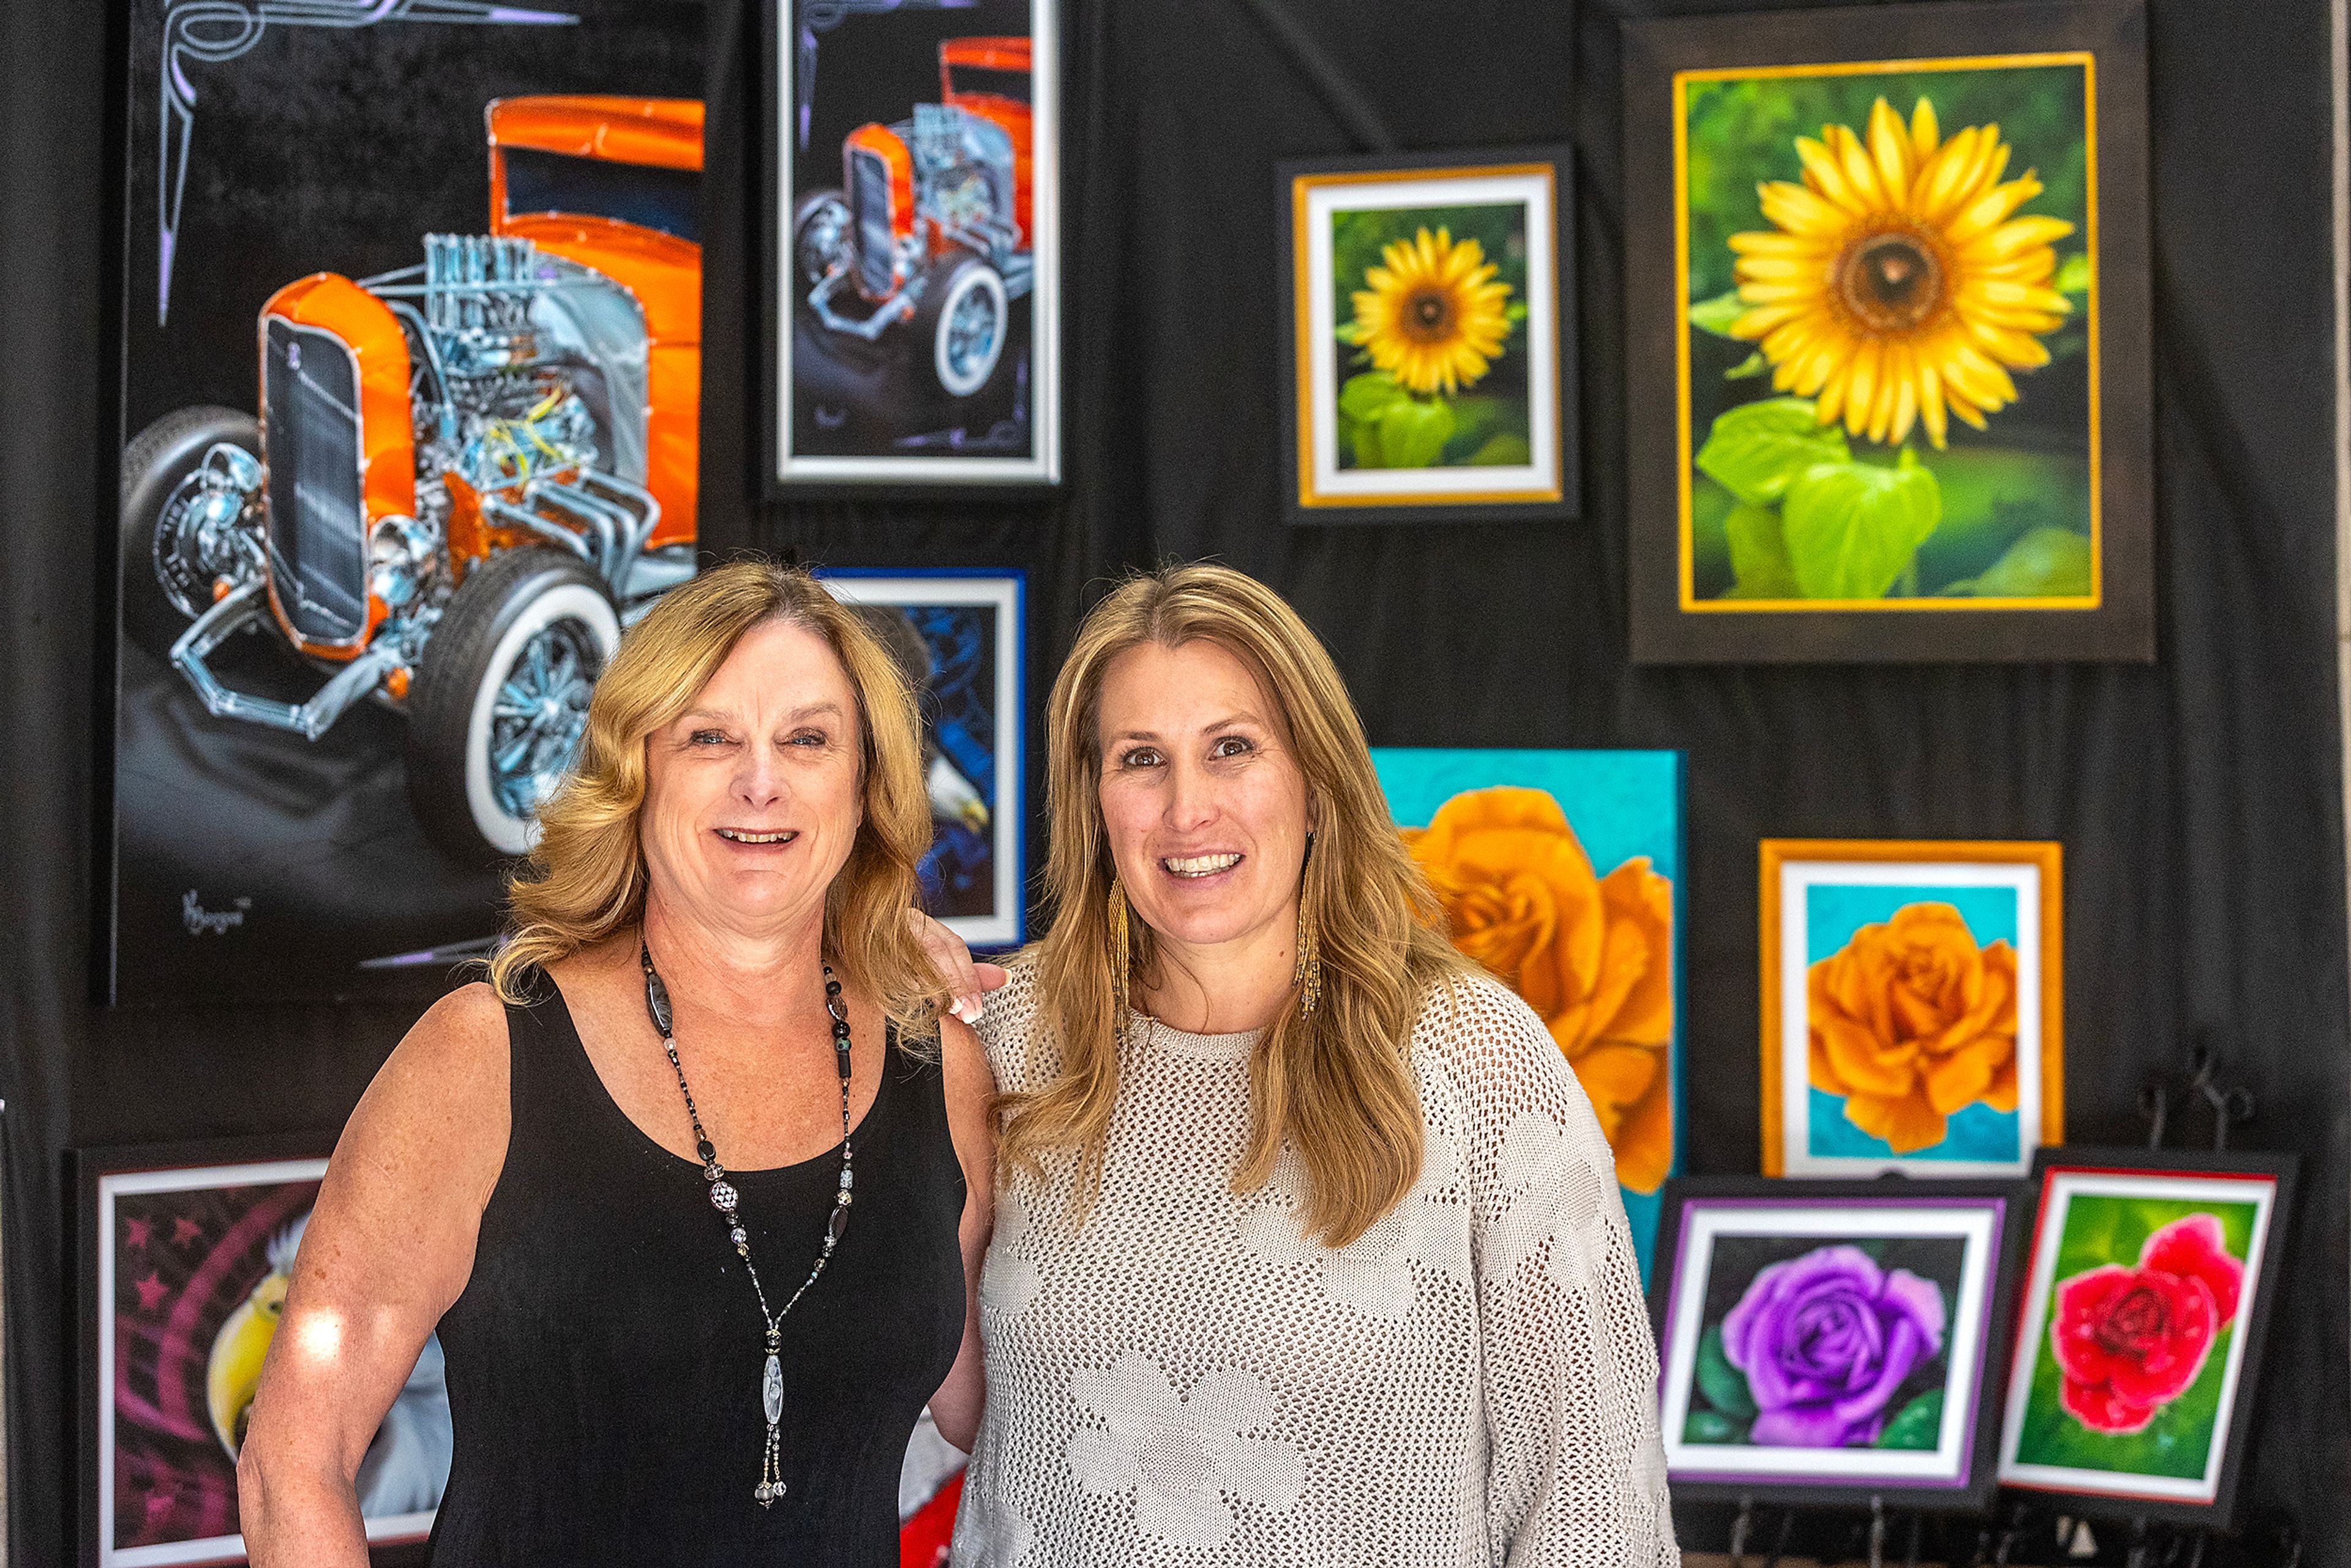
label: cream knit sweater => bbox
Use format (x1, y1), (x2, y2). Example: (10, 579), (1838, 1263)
(951, 962), (1679, 1567)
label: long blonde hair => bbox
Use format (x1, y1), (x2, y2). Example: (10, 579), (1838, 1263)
(489, 558), (948, 1035)
(998, 563), (1468, 1246)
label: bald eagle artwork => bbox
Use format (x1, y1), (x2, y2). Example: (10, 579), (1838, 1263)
(204, 1211), (454, 1516)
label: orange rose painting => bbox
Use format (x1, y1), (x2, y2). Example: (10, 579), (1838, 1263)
(1399, 786), (1677, 1194)
(1809, 903), (2019, 1155)
(1762, 840), (2061, 1179)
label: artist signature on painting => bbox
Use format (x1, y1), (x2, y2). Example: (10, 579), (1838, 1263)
(182, 891), (252, 936)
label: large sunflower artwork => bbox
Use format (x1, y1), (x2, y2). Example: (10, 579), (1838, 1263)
(1682, 65), (2094, 607)
(1283, 153), (1573, 524)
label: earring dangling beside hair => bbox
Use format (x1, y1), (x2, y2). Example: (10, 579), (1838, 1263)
(1107, 877), (1133, 1030)
(1294, 830), (1322, 1019)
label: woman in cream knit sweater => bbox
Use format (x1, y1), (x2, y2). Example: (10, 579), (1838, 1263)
(950, 565), (1677, 1566)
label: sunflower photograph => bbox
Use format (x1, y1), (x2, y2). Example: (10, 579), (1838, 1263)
(1622, 5), (2153, 662)
(1281, 151), (1575, 525)
(1684, 62), (2092, 607)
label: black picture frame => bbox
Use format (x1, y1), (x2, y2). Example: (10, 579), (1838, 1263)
(73, 1133), (444, 1568)
(1276, 144), (1580, 527)
(1648, 1174), (2033, 1512)
(765, 0), (1063, 495)
(1994, 1147), (2300, 1529)
(812, 568), (1029, 948)
(1621, 0), (2153, 663)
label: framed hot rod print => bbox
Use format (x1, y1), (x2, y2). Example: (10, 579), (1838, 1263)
(770, 0), (1062, 488)
(1621, 1), (2152, 662)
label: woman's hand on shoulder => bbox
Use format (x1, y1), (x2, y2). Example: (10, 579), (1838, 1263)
(237, 981), (511, 1562)
(907, 909), (1009, 1024)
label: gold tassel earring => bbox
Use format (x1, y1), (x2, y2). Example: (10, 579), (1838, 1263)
(1107, 877), (1133, 1029)
(1294, 832), (1322, 1018)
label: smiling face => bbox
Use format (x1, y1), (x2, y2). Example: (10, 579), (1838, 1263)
(639, 616), (866, 941)
(1095, 638), (1316, 970)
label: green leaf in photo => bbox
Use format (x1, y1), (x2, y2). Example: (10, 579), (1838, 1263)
(1955, 526), (2093, 598)
(1690, 289), (1749, 337)
(1722, 503), (1801, 599)
(1378, 395), (1457, 470)
(1346, 417), (1383, 469)
(1684, 1409), (1751, 1445)
(1468, 433), (1532, 467)
(1725, 351), (1768, 381)
(1697, 397), (1850, 508)
(1875, 1389), (1944, 1451)
(2055, 252), (2092, 296)
(1696, 1324), (1759, 1419)
(1782, 449), (1943, 601)
(1340, 371), (1407, 423)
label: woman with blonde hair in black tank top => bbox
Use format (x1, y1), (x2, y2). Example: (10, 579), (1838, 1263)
(234, 560), (997, 1566)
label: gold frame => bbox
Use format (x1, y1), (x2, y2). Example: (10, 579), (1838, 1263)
(1284, 157), (1569, 517)
(1759, 837), (2065, 1175)
(1671, 52), (2102, 613)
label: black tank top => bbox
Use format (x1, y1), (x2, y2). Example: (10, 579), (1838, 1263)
(427, 978), (967, 1567)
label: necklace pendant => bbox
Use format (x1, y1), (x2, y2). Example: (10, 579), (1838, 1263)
(762, 1351), (784, 1425)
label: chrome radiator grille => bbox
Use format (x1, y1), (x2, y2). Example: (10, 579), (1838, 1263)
(261, 317), (369, 645)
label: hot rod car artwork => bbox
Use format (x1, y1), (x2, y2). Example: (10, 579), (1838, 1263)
(120, 95), (702, 861)
(790, 36), (1034, 403)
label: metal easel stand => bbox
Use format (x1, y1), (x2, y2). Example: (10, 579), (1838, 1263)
(2138, 1033), (2256, 1152)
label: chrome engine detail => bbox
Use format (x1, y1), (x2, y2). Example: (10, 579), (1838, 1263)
(907, 103), (1018, 266)
(153, 441), (266, 621)
(369, 514), (439, 612)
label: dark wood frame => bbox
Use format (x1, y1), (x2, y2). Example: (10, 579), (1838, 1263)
(1277, 144), (1580, 527)
(1621, 0), (2152, 663)
(762, 0), (1065, 497)
(1648, 1175), (2033, 1512)
(1995, 1147), (2300, 1530)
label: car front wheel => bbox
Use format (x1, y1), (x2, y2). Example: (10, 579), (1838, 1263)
(405, 547), (620, 860)
(914, 252), (1009, 399)
(119, 405), (264, 661)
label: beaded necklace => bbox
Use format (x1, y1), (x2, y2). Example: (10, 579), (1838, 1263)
(640, 944), (856, 1507)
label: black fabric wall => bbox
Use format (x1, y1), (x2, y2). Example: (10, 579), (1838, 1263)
(4, 0), (2345, 1561)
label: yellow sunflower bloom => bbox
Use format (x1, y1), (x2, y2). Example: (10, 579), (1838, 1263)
(1349, 226), (1515, 397)
(1727, 97), (2075, 448)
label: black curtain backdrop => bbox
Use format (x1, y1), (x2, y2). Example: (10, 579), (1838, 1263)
(3, 0), (2345, 1561)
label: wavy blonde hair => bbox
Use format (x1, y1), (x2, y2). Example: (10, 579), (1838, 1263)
(489, 558), (947, 1035)
(999, 563), (1469, 1246)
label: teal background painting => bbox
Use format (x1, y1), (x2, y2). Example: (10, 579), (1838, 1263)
(1801, 880), (2023, 1165)
(1371, 748), (1685, 1277)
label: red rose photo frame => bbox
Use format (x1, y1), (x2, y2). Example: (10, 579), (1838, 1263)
(1995, 1149), (2298, 1526)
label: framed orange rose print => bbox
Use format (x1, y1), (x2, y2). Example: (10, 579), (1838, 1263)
(1761, 839), (2063, 1179)
(1373, 749), (1683, 1275)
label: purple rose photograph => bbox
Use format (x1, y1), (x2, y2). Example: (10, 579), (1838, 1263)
(1651, 1182), (2019, 1507)
(1689, 1236), (1960, 1451)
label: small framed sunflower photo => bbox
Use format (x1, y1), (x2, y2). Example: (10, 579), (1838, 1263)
(1996, 1150), (2298, 1526)
(1278, 147), (1577, 526)
(1761, 839), (2063, 1180)
(1622, 1), (2153, 662)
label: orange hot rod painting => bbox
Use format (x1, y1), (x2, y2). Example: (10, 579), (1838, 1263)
(111, 1), (707, 1001)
